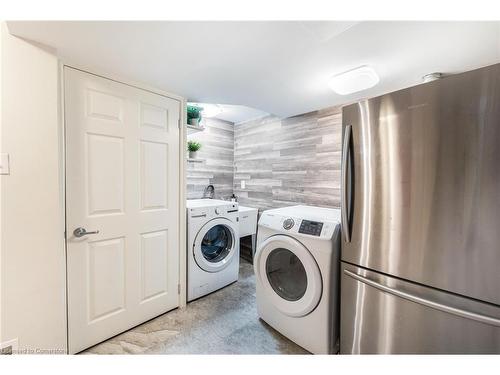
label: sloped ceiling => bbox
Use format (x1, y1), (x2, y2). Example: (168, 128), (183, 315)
(7, 21), (500, 118)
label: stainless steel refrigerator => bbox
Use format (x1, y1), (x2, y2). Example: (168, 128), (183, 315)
(340, 63), (500, 354)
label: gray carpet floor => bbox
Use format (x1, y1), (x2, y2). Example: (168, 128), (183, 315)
(82, 258), (309, 354)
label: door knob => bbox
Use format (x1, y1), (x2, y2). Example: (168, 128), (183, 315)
(73, 227), (100, 238)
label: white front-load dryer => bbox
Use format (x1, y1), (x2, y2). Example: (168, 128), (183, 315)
(254, 205), (341, 354)
(187, 199), (240, 301)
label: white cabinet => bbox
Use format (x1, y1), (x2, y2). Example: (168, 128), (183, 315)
(238, 206), (258, 257)
(239, 206), (258, 237)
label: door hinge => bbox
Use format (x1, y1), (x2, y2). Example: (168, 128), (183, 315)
(178, 284), (181, 294)
(178, 118), (181, 129)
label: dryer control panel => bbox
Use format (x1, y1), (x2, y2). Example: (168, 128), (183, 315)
(298, 220), (324, 236)
(259, 212), (338, 240)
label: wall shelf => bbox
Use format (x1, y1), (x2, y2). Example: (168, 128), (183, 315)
(186, 124), (205, 134)
(187, 158), (205, 163)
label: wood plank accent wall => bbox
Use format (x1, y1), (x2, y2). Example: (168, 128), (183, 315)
(233, 106), (342, 211)
(187, 118), (235, 199)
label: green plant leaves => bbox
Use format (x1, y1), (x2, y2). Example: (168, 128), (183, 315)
(187, 105), (203, 122)
(187, 140), (202, 152)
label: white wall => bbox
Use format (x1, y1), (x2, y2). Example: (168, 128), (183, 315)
(0, 23), (66, 353)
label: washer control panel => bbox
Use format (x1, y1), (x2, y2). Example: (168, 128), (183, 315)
(188, 202), (238, 220)
(298, 220), (323, 237)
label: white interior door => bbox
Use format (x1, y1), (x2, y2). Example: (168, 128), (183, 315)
(64, 67), (180, 353)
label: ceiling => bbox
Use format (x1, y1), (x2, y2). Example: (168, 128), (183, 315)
(187, 103), (269, 124)
(7, 21), (500, 119)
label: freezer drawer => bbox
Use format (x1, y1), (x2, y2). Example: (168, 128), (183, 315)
(340, 263), (500, 354)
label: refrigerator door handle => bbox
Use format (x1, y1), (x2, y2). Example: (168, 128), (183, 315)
(341, 125), (352, 242)
(344, 269), (500, 327)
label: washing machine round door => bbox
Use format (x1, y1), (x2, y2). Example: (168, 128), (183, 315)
(193, 217), (237, 273)
(255, 235), (322, 317)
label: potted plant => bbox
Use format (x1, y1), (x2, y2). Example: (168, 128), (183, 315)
(187, 140), (202, 159)
(187, 105), (203, 127)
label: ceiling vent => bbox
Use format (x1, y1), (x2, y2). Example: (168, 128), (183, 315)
(422, 73), (443, 83)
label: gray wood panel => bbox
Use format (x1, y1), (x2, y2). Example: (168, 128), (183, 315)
(187, 118), (234, 200)
(233, 106), (342, 211)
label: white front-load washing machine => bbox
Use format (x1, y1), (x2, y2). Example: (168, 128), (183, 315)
(187, 199), (240, 302)
(254, 205), (341, 354)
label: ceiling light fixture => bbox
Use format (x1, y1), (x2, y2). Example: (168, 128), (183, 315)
(328, 66), (379, 95)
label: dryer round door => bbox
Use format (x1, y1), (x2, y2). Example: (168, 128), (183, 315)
(193, 217), (237, 273)
(255, 235), (322, 317)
